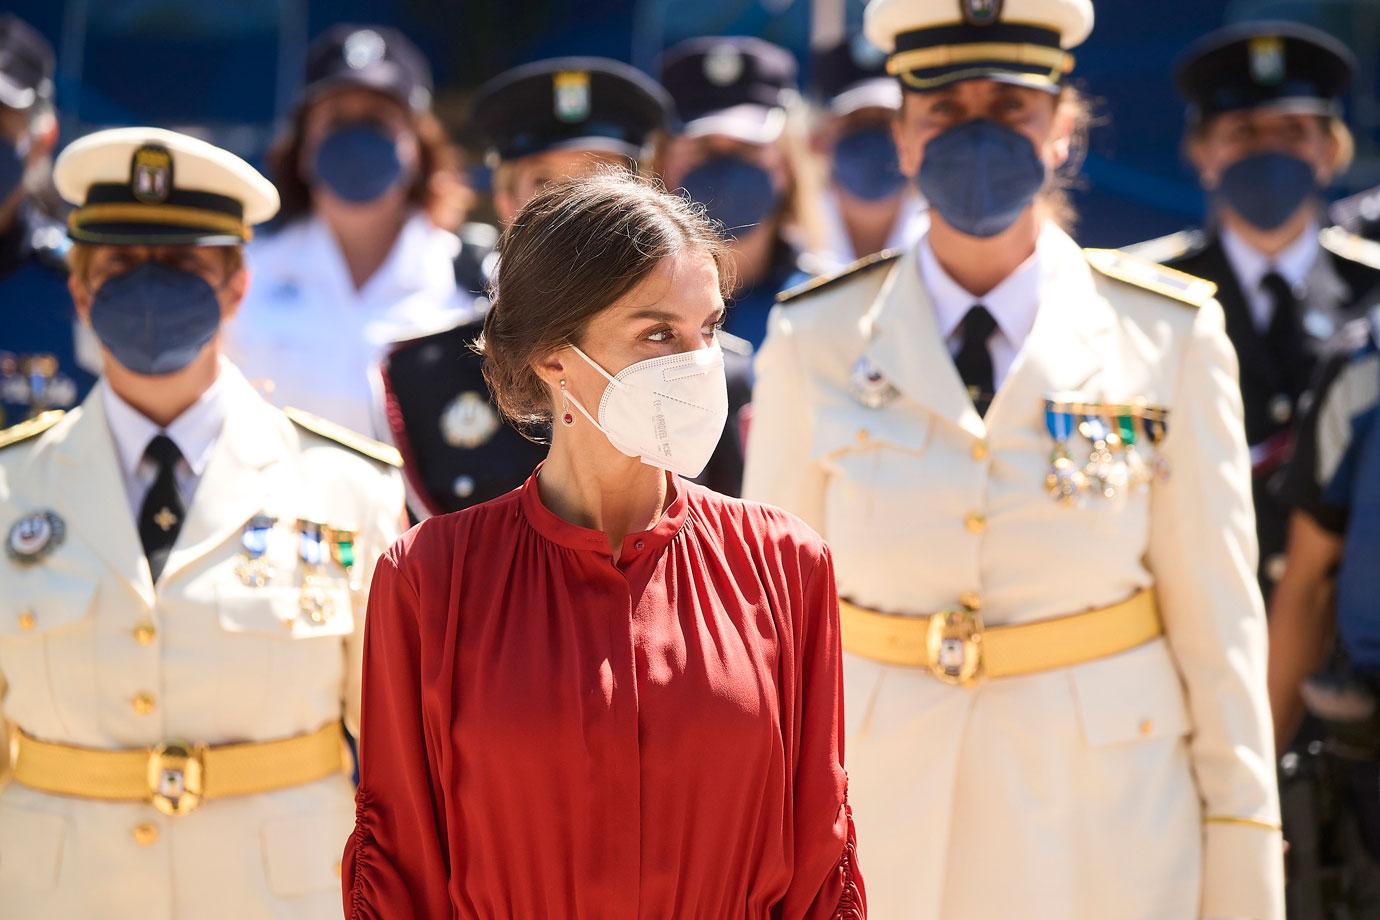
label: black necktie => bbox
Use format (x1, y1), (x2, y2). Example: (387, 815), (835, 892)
(139, 434), (185, 582)
(1261, 271), (1308, 399)
(955, 304), (998, 417)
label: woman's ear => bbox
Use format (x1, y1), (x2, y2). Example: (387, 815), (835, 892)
(530, 347), (569, 392)
(1045, 99), (1076, 171)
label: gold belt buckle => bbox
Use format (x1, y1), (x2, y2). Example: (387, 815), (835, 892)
(926, 606), (984, 686)
(148, 742), (206, 816)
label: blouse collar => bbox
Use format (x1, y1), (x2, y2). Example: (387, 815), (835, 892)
(519, 465), (690, 558)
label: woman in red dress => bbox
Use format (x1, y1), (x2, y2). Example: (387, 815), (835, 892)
(342, 171), (864, 919)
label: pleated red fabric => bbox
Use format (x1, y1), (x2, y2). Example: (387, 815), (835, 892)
(343, 471), (863, 919)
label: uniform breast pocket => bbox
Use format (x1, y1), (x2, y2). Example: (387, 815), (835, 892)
(261, 809), (356, 901)
(813, 404), (934, 552)
(0, 571), (99, 724)
(215, 582), (355, 726)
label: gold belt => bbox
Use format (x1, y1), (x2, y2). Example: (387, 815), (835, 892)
(840, 589), (1161, 685)
(9, 721), (348, 815)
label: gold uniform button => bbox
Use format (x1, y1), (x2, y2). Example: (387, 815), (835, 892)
(959, 592), (982, 611)
(132, 693), (156, 716)
(18, 611), (36, 631)
(133, 622), (157, 646)
(971, 440), (989, 461)
(132, 823), (159, 846)
(856, 428), (870, 443)
(964, 512), (986, 534)
(1139, 719), (1154, 737)
(334, 861), (343, 878)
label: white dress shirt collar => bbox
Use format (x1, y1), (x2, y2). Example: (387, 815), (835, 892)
(103, 361), (230, 482)
(1220, 221), (1320, 330)
(919, 226), (1045, 348)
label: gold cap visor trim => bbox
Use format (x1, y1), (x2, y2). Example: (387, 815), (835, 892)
(69, 203), (251, 241)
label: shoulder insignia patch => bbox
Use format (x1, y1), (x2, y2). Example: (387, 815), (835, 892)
(0, 410), (65, 451)
(1085, 248), (1216, 308)
(776, 249), (901, 305)
(284, 406), (403, 468)
(1320, 226), (1380, 271)
(1119, 229), (1204, 265)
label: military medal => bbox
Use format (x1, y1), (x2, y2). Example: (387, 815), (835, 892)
(849, 356), (899, 409)
(233, 514), (277, 587)
(1078, 409), (1122, 499)
(6, 509), (65, 564)
(440, 391), (500, 449)
(1140, 406), (1172, 481)
(1043, 399), (1087, 505)
(325, 525), (360, 589)
(1113, 406), (1151, 489)
(296, 519), (335, 625)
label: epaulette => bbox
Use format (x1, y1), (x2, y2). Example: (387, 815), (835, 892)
(1320, 226), (1380, 271)
(0, 410), (65, 450)
(1119, 229), (1205, 265)
(775, 249), (901, 305)
(1085, 248), (1216, 308)
(284, 407), (402, 468)
(718, 330), (752, 357)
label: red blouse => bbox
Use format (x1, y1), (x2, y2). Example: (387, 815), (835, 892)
(343, 471), (863, 919)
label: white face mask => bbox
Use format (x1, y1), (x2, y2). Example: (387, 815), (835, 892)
(563, 343), (729, 479)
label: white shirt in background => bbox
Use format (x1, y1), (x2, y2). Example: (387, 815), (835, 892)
(225, 211), (473, 436)
(1219, 221), (1320, 333)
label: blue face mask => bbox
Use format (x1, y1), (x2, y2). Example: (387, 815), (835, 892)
(832, 125), (906, 202)
(312, 123), (406, 204)
(0, 138), (24, 202)
(678, 154), (781, 233)
(916, 119), (1047, 238)
(89, 262), (224, 376)
(1217, 152), (1319, 232)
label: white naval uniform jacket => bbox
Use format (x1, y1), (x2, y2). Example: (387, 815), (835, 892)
(743, 226), (1283, 920)
(0, 367), (403, 919)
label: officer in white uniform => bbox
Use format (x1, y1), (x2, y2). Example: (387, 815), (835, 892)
(225, 25), (471, 436)
(743, 1), (1283, 918)
(0, 127), (404, 919)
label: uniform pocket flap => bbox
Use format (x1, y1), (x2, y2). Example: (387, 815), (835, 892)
(217, 583), (354, 639)
(810, 403), (931, 460)
(1069, 639), (1191, 747)
(0, 800), (66, 889)
(0, 572), (98, 636)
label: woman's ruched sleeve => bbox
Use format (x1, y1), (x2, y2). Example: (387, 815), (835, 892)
(342, 547), (453, 920)
(782, 543), (866, 920)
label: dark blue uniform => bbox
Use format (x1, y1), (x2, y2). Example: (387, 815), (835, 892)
(0, 205), (94, 427)
(723, 240), (813, 351)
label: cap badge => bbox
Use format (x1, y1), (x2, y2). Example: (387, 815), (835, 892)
(130, 145), (173, 205)
(961, 0), (1003, 27)
(1249, 36), (1286, 86)
(344, 29), (386, 71)
(704, 44), (744, 87)
(441, 391), (501, 448)
(553, 70), (592, 124)
(7, 509), (65, 565)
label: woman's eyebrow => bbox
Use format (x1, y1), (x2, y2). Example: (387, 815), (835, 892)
(627, 309), (681, 322)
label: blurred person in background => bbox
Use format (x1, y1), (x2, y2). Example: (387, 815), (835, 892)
(745, 0), (1283, 916)
(0, 126), (402, 919)
(0, 13), (95, 428)
(1128, 22), (1380, 603)
(810, 32), (926, 267)
(225, 24), (471, 437)
(656, 36), (824, 351)
(382, 57), (754, 516)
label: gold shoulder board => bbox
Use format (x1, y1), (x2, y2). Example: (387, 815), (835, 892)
(0, 410), (65, 451)
(1085, 248), (1216, 308)
(284, 406), (402, 468)
(1320, 226), (1380, 271)
(776, 249), (901, 305)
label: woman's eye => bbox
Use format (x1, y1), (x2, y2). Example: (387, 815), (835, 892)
(646, 329), (673, 343)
